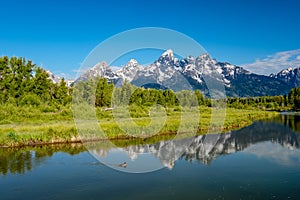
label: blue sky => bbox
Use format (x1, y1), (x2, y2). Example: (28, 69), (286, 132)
(1, 0), (300, 78)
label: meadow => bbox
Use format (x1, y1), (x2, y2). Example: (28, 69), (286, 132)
(0, 104), (278, 147)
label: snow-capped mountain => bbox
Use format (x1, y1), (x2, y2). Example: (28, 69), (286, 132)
(46, 70), (61, 84)
(46, 70), (74, 87)
(75, 49), (298, 97)
(115, 59), (142, 83)
(270, 67), (300, 87)
(76, 61), (119, 82)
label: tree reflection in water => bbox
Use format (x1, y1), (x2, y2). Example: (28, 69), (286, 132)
(0, 143), (86, 175)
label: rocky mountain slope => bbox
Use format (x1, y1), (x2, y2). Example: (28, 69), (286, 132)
(270, 67), (300, 88)
(74, 49), (299, 97)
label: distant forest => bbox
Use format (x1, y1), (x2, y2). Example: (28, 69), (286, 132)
(1, 56), (300, 111)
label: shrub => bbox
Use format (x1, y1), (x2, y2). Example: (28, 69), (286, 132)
(20, 93), (41, 106)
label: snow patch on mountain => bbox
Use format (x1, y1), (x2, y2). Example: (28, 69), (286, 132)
(74, 49), (298, 96)
(46, 70), (74, 86)
(77, 49), (252, 89)
(270, 67), (300, 87)
(115, 59), (142, 82)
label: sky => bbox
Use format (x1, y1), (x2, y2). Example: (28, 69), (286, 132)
(1, 0), (300, 78)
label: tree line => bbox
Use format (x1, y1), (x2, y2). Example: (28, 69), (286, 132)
(73, 77), (300, 111)
(227, 88), (300, 110)
(2, 56), (300, 111)
(0, 56), (71, 107)
(73, 78), (210, 108)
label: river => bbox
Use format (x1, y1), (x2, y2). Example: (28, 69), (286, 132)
(1, 114), (300, 199)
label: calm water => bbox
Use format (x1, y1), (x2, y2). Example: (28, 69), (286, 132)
(1, 114), (300, 199)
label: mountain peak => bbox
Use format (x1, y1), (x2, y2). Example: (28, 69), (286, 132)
(197, 53), (211, 60)
(93, 61), (109, 70)
(122, 59), (140, 72)
(161, 49), (174, 59)
(157, 49), (176, 66)
(127, 59), (138, 67)
(114, 58), (141, 82)
(270, 66), (300, 87)
(76, 50), (298, 97)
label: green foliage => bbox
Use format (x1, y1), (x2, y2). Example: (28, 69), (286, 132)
(19, 93), (41, 106)
(225, 87), (300, 111)
(1, 56), (300, 147)
(6, 132), (20, 142)
(195, 90), (205, 106)
(227, 95), (287, 111)
(289, 86), (300, 110)
(0, 56), (73, 112)
(33, 67), (52, 101)
(53, 78), (70, 106)
(95, 78), (113, 107)
(74, 78), (203, 109)
(121, 79), (133, 104)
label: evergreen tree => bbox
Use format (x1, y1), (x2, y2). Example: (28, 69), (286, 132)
(33, 67), (52, 102)
(0, 56), (73, 107)
(0, 56), (10, 102)
(95, 78), (113, 107)
(195, 90), (205, 106)
(121, 79), (133, 105)
(163, 89), (177, 107)
(293, 87), (300, 110)
(54, 78), (70, 106)
(129, 88), (143, 105)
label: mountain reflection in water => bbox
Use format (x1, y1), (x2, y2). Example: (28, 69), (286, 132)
(1, 114), (300, 175)
(90, 114), (300, 171)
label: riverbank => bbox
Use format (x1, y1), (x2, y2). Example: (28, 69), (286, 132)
(0, 106), (279, 147)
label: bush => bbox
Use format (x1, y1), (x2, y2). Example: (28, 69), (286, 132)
(20, 93), (41, 106)
(6, 132), (20, 142)
(173, 106), (181, 112)
(40, 105), (57, 113)
(129, 104), (149, 118)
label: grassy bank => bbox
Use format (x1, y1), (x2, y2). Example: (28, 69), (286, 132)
(0, 105), (278, 147)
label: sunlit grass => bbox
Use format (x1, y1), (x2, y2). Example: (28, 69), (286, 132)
(0, 104), (278, 147)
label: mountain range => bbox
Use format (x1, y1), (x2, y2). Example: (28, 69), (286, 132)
(58, 49), (300, 97)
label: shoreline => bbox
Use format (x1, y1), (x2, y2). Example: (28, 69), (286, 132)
(0, 115), (275, 148)
(0, 108), (279, 148)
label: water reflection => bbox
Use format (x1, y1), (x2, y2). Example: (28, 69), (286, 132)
(89, 114), (300, 171)
(245, 142), (300, 167)
(0, 144), (85, 175)
(1, 114), (300, 175)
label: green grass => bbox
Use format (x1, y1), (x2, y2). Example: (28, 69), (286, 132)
(0, 104), (279, 147)
(97, 106), (277, 137)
